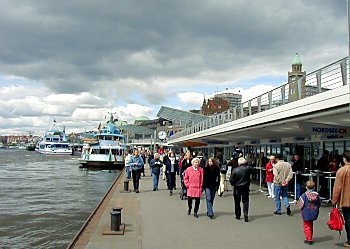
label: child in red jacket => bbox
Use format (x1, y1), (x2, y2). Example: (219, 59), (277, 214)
(297, 180), (321, 245)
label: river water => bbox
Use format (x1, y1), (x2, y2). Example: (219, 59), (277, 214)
(0, 149), (120, 249)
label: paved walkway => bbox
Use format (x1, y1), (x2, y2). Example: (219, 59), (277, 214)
(81, 169), (344, 249)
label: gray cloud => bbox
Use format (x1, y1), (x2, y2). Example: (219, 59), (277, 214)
(0, 0), (347, 111)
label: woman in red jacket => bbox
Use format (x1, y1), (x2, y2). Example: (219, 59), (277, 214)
(266, 155), (275, 198)
(184, 158), (204, 218)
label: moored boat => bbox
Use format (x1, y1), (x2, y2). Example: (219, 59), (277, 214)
(80, 113), (125, 168)
(26, 142), (36, 151)
(35, 120), (72, 155)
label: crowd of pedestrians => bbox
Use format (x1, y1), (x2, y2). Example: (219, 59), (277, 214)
(124, 147), (350, 247)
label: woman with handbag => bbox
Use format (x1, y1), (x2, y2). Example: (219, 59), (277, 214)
(217, 153), (227, 197)
(203, 157), (220, 218)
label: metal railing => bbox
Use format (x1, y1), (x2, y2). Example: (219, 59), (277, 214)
(170, 56), (349, 140)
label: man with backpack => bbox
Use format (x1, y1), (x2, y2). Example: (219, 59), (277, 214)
(332, 150), (350, 248)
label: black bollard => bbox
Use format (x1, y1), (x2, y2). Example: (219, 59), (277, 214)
(112, 207), (123, 226)
(110, 211), (121, 231)
(123, 180), (129, 192)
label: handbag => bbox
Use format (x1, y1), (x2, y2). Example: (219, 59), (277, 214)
(220, 164), (227, 174)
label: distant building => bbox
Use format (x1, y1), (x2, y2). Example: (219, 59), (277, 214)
(305, 85), (329, 97)
(201, 97), (229, 116)
(214, 92), (242, 109)
(189, 109), (201, 114)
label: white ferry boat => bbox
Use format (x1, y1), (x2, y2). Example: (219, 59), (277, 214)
(35, 120), (72, 155)
(80, 114), (125, 168)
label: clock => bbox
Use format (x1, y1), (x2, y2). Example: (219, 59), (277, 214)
(158, 131), (166, 140)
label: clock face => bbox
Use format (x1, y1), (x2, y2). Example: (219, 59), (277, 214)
(158, 131), (166, 139)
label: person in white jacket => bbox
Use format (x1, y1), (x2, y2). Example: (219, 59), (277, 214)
(124, 150), (132, 179)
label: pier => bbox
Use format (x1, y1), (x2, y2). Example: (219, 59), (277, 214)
(68, 168), (342, 249)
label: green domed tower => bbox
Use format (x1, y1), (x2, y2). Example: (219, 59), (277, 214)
(288, 53), (306, 102)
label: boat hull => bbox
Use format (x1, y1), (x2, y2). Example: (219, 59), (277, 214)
(79, 160), (124, 169)
(35, 148), (72, 155)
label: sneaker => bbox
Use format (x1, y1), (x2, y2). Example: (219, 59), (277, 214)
(244, 216), (249, 222)
(274, 211), (282, 215)
(194, 213), (199, 218)
(169, 192), (173, 196)
(287, 207), (291, 216)
(267, 195), (272, 198)
(235, 216), (240, 220)
(187, 210), (191, 215)
(153, 188), (156, 191)
(304, 240), (313, 245)
(135, 190), (139, 193)
(209, 215), (214, 219)
(343, 242), (350, 248)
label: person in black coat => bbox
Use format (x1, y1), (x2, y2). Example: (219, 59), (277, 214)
(230, 157), (254, 222)
(149, 153), (163, 191)
(292, 154), (304, 199)
(164, 152), (178, 196)
(203, 157), (220, 219)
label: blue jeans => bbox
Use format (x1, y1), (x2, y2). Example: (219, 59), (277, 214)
(274, 185), (290, 213)
(152, 173), (160, 190)
(343, 207), (350, 243)
(295, 183), (301, 199)
(125, 166), (131, 179)
(204, 187), (216, 216)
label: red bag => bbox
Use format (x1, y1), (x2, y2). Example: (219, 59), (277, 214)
(328, 207), (345, 233)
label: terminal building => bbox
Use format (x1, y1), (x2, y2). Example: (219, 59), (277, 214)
(158, 55), (349, 172)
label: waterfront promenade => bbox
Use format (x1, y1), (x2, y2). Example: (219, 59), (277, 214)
(69, 168), (344, 249)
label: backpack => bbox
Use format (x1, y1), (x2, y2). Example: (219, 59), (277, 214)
(327, 207), (345, 233)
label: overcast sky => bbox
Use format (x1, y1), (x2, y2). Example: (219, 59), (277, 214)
(0, 0), (348, 135)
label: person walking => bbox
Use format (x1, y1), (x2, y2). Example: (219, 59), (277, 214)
(129, 149), (144, 193)
(273, 154), (293, 215)
(229, 157), (253, 222)
(292, 154), (304, 200)
(297, 180), (321, 245)
(216, 152), (227, 197)
(184, 158), (204, 218)
(332, 150), (350, 248)
(164, 152), (178, 196)
(203, 157), (220, 219)
(266, 155), (275, 198)
(149, 153), (163, 191)
(124, 149), (132, 179)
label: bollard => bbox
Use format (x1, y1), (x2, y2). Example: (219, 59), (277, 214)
(110, 211), (121, 231)
(123, 180), (129, 192)
(112, 207), (123, 226)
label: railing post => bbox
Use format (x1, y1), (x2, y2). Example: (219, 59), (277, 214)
(341, 59), (348, 86)
(233, 107), (237, 120)
(281, 85), (286, 104)
(316, 70), (322, 93)
(240, 105), (244, 118)
(297, 77), (303, 100)
(257, 96), (261, 112)
(268, 92), (272, 109)
(248, 100), (252, 116)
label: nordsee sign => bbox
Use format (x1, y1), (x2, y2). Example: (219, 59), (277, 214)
(312, 127), (347, 134)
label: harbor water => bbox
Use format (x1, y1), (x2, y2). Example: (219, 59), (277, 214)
(0, 149), (121, 249)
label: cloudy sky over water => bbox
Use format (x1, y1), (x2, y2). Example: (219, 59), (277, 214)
(0, 0), (348, 135)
